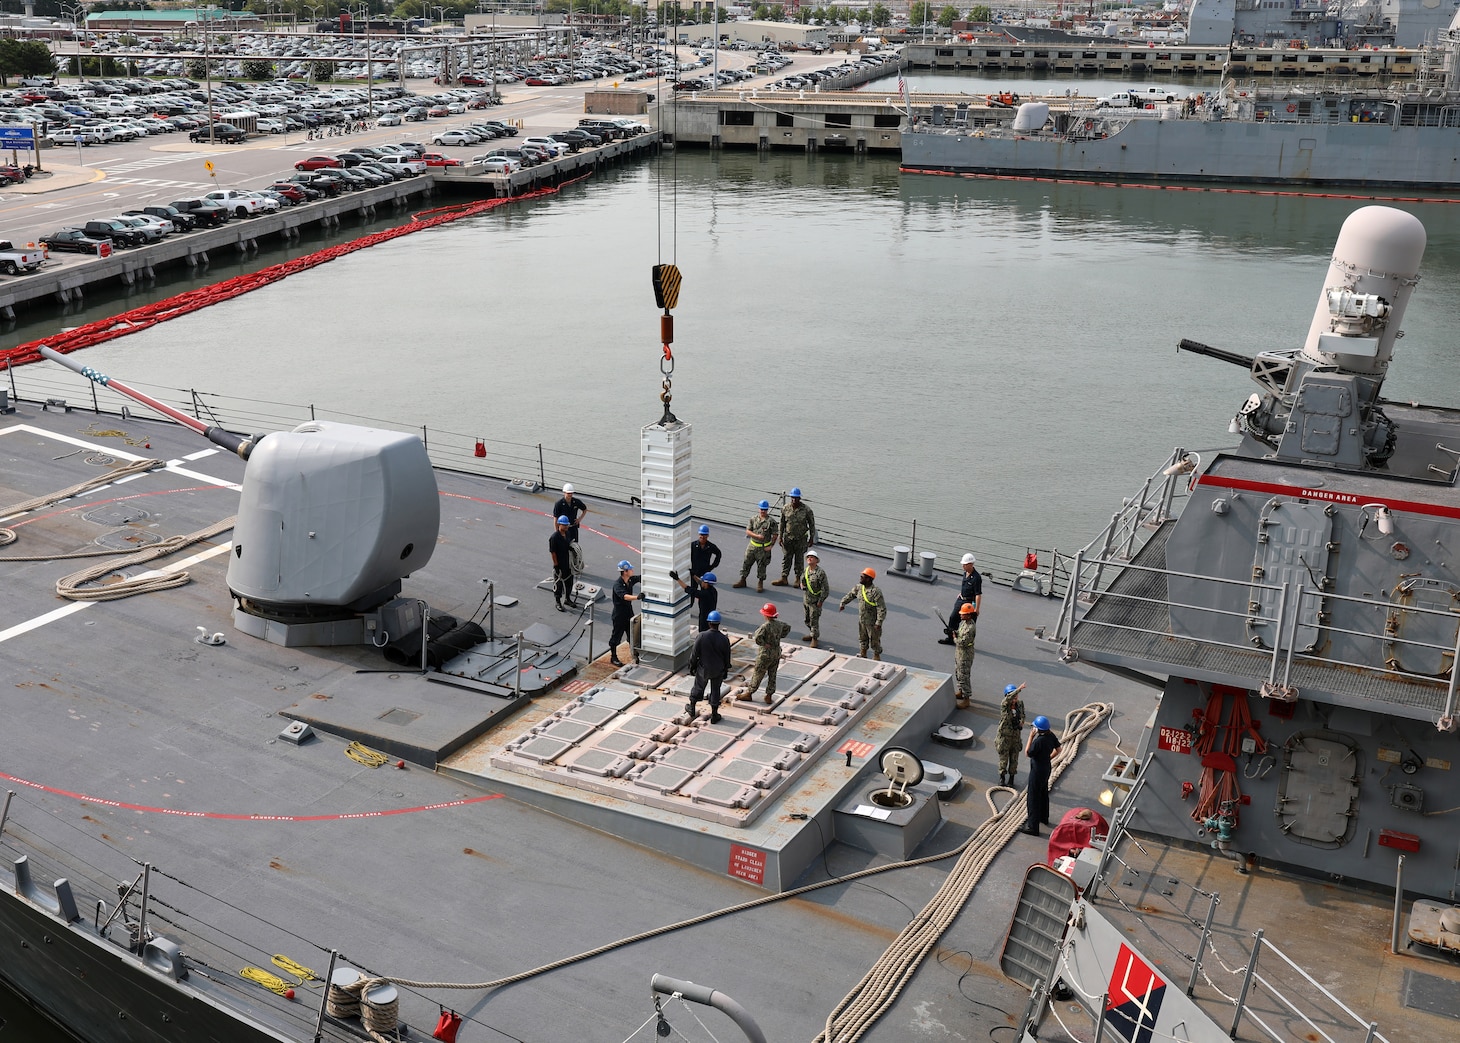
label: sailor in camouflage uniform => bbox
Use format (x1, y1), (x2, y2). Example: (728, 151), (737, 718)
(772, 488), (816, 588)
(838, 567), (887, 660)
(953, 602), (977, 708)
(740, 603), (792, 703)
(996, 683), (1027, 786)
(732, 500), (778, 593)
(800, 548), (829, 648)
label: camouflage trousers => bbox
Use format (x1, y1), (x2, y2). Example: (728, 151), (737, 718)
(858, 620), (882, 659)
(804, 599), (824, 641)
(740, 545), (771, 582)
(996, 733), (1021, 779)
(954, 645), (974, 698)
(780, 540), (808, 581)
(746, 651), (779, 696)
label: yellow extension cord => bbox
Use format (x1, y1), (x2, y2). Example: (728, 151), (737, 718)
(240, 954), (322, 995)
(346, 741), (390, 769)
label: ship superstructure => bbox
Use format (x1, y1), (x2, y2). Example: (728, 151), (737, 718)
(1050, 206), (1460, 902)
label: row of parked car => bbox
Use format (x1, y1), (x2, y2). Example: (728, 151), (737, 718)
(31, 113), (657, 263)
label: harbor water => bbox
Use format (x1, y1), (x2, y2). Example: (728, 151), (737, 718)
(54, 153), (1460, 570)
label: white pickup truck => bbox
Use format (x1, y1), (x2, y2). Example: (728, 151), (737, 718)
(0, 240), (47, 275)
(1096, 87), (1180, 108)
(204, 189), (268, 218)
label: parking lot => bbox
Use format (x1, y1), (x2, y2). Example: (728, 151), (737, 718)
(0, 42), (856, 276)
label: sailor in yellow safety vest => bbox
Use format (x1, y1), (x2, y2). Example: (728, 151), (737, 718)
(732, 499), (778, 593)
(838, 567), (887, 660)
(801, 548), (829, 648)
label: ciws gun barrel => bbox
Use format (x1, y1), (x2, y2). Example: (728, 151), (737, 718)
(1178, 338), (1256, 370)
(39, 346), (260, 460)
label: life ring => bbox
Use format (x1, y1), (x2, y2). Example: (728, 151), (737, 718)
(1286, 103), (1297, 112)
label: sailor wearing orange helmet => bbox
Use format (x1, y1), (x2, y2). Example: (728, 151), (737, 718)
(838, 567), (887, 660)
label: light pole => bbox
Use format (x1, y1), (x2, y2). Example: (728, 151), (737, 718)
(61, 2), (85, 79)
(204, 4), (217, 144)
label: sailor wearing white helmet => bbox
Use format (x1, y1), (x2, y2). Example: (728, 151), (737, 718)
(939, 552), (983, 645)
(553, 482), (589, 544)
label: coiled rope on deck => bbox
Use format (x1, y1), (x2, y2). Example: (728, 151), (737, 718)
(814, 700), (1111, 1043)
(340, 701), (1112, 1043)
(0, 175), (594, 373)
(55, 517), (235, 601)
(0, 458), (163, 550)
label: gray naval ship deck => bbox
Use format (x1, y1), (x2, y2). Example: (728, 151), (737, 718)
(2, 388), (1458, 1043)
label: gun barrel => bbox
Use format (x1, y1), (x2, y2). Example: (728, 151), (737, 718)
(39, 346), (256, 459)
(1178, 338), (1255, 370)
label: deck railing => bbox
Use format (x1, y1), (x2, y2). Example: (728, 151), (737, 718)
(5, 361), (1070, 594)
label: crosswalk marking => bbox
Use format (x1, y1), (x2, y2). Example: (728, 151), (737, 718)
(104, 176), (212, 190)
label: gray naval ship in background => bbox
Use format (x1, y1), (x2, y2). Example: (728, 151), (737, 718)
(3, 208), (1460, 1043)
(1186, 0), (1456, 49)
(903, 10), (1460, 189)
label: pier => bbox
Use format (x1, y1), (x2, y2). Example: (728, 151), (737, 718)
(0, 132), (658, 321)
(903, 40), (1421, 79)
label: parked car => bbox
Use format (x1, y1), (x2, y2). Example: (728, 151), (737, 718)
(126, 205), (195, 231)
(552, 129), (601, 149)
(189, 122), (246, 143)
(268, 182), (307, 204)
(169, 197), (230, 227)
(480, 156), (521, 175)
(0, 240), (47, 274)
(432, 130), (474, 147)
(40, 227), (111, 255)
(82, 219), (145, 247)
(426, 106), (450, 118)
(459, 75), (489, 86)
(111, 214), (169, 240)
(405, 107), (428, 122)
(480, 120), (517, 138)
(419, 152), (462, 167)
(376, 112), (403, 127)
(477, 147), (535, 168)
(522, 136), (566, 158)
(295, 155), (342, 171)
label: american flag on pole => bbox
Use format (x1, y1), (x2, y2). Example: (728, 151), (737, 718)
(898, 71), (911, 119)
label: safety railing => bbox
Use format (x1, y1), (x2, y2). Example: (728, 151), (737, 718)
(3, 362), (1071, 593)
(1078, 776), (1394, 1043)
(1054, 537), (1460, 719)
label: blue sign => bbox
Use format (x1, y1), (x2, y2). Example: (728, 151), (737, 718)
(0, 126), (35, 145)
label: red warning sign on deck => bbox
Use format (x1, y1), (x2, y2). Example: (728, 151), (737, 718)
(1157, 727), (1192, 754)
(728, 844), (766, 885)
(838, 740), (875, 759)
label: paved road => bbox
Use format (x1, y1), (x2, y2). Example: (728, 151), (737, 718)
(0, 51), (843, 270)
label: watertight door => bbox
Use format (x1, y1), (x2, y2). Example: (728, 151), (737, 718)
(1248, 499), (1332, 653)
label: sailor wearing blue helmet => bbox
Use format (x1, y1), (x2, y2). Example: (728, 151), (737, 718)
(669, 567), (718, 631)
(1023, 712), (1062, 836)
(996, 683), (1027, 786)
(608, 560), (640, 668)
(549, 514), (575, 612)
(733, 499), (778, 592)
(774, 486), (816, 590)
(687, 609), (732, 723)
(690, 523), (721, 580)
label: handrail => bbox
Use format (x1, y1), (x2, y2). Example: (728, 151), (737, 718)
(4, 364), (1070, 593)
